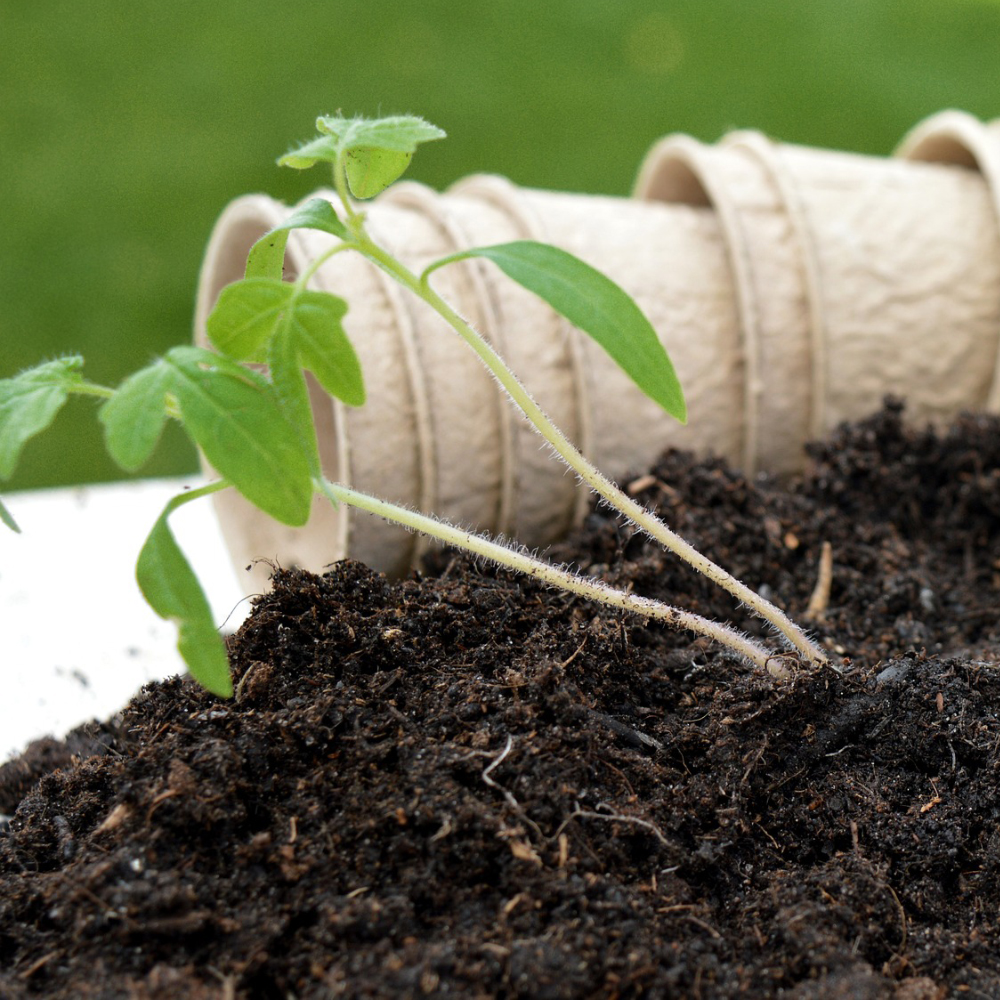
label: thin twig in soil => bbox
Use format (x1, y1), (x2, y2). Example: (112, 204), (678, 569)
(557, 804), (671, 848)
(481, 735), (544, 840)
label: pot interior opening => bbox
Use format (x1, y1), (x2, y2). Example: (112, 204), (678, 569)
(637, 155), (712, 207)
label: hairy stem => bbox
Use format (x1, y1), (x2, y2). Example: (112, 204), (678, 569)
(68, 380), (186, 422)
(350, 233), (827, 668)
(321, 478), (773, 670)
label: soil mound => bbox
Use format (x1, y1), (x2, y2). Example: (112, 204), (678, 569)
(2, 401), (998, 998)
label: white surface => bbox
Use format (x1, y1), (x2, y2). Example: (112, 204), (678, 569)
(0, 478), (253, 761)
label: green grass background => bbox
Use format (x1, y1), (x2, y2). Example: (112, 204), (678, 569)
(3, 0), (999, 489)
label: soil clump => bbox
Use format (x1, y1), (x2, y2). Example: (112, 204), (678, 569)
(1, 400), (998, 998)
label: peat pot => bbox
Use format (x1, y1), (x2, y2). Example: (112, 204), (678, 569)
(195, 110), (1000, 587)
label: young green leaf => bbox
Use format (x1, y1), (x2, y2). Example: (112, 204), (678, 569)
(207, 280), (364, 407)
(98, 362), (172, 471)
(263, 318), (330, 501)
(245, 198), (348, 281)
(163, 346), (314, 526)
(343, 147), (414, 199)
(315, 114), (446, 154)
(276, 133), (340, 171)
(280, 114), (445, 200)
(436, 242), (687, 424)
(0, 356), (87, 478)
(283, 290), (363, 405)
(0, 496), (20, 532)
(137, 490), (233, 697)
(207, 278), (294, 362)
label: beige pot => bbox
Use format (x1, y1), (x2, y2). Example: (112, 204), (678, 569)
(894, 110), (1000, 410)
(196, 111), (1000, 585)
(196, 179), (740, 585)
(635, 118), (1000, 469)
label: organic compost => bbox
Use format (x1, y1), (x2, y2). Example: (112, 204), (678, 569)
(1, 399), (998, 998)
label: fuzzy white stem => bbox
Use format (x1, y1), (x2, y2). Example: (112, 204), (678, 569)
(324, 479), (774, 670)
(355, 237), (827, 669)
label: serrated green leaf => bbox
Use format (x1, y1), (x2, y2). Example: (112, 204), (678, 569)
(245, 198), (348, 280)
(286, 290), (364, 406)
(455, 242), (687, 423)
(279, 115), (445, 198)
(164, 346), (313, 526)
(207, 280), (364, 408)
(265, 318), (319, 473)
(137, 492), (233, 697)
(315, 114), (446, 153)
(98, 361), (172, 471)
(0, 495), (20, 532)
(0, 356), (86, 478)
(344, 147), (413, 199)
(207, 278), (294, 362)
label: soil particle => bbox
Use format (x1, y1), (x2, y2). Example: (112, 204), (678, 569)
(1, 401), (999, 998)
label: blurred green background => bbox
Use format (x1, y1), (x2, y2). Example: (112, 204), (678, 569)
(3, 0), (999, 490)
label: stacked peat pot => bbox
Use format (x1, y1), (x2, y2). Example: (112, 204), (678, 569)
(195, 110), (1000, 587)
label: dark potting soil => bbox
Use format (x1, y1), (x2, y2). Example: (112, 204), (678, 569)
(1, 399), (999, 999)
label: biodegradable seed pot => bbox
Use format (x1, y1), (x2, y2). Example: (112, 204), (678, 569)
(196, 181), (743, 583)
(197, 111), (1000, 587)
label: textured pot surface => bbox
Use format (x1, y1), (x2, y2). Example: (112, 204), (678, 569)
(196, 110), (1000, 582)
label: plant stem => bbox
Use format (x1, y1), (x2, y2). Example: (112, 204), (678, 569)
(71, 381), (115, 401)
(167, 477), (232, 510)
(321, 478), (774, 670)
(296, 240), (353, 290)
(332, 152), (364, 233)
(348, 233), (828, 669)
(70, 379), (185, 422)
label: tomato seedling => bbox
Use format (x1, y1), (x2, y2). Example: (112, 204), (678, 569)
(0, 114), (827, 695)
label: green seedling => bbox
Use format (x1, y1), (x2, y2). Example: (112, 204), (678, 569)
(0, 113), (828, 697)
